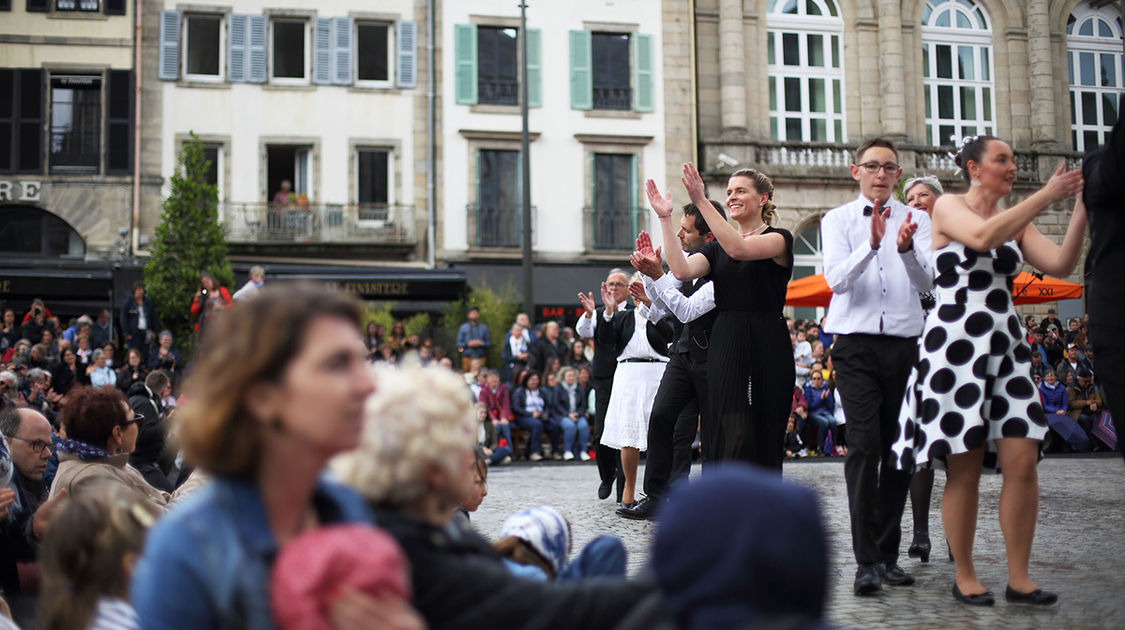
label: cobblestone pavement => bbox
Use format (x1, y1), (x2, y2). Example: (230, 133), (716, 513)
(471, 454), (1125, 629)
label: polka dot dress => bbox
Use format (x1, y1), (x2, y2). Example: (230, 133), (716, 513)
(892, 240), (1048, 473)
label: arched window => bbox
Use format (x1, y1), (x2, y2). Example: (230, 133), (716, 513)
(920, 0), (995, 146)
(766, 0), (845, 143)
(0, 207), (86, 259)
(1067, 5), (1123, 151)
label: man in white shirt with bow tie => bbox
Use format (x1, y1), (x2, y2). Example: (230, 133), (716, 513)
(821, 137), (933, 597)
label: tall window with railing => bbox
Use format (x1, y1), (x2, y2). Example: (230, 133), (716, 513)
(589, 153), (637, 250)
(475, 149), (522, 248)
(921, 0), (995, 146)
(766, 0), (845, 143)
(1067, 6), (1123, 151)
(477, 27), (519, 106)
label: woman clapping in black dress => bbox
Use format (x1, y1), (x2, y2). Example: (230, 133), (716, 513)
(644, 164), (794, 470)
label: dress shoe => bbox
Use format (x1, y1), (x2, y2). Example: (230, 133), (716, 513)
(853, 564), (882, 596)
(597, 481), (612, 500)
(952, 583), (995, 606)
(907, 532), (932, 563)
(616, 496), (660, 521)
(878, 562), (915, 586)
(1004, 586), (1058, 606)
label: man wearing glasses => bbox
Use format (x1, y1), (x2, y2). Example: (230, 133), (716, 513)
(0, 406), (67, 625)
(821, 138), (933, 596)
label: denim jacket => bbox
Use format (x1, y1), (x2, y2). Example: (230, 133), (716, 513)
(131, 475), (371, 630)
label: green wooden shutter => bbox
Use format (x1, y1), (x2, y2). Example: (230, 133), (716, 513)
(526, 28), (542, 108)
(569, 30), (591, 110)
(454, 24), (477, 105)
(633, 33), (654, 113)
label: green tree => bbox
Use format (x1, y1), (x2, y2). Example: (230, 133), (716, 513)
(144, 134), (234, 354)
(442, 281), (520, 368)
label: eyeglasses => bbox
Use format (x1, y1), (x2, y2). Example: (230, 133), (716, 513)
(9, 436), (54, 454)
(606, 282), (628, 288)
(122, 412), (144, 427)
(856, 162), (901, 174)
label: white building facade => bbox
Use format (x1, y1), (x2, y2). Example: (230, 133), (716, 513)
(440, 0), (668, 318)
(152, 0), (425, 262)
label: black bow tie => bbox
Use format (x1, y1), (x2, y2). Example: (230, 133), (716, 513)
(863, 205), (875, 217)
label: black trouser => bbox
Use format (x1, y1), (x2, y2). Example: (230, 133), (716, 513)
(832, 334), (916, 565)
(643, 353), (708, 499)
(1089, 324), (1125, 460)
(592, 376), (624, 492)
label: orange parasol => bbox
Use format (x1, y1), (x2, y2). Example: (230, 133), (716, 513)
(785, 272), (1082, 307)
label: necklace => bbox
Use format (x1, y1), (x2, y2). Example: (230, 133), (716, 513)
(741, 223), (768, 237)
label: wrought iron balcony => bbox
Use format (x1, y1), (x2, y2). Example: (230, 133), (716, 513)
(592, 86), (633, 111)
(467, 204), (536, 249)
(220, 203), (416, 245)
(583, 206), (645, 251)
(478, 79), (519, 106)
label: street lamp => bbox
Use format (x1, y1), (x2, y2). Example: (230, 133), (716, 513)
(519, 1), (534, 320)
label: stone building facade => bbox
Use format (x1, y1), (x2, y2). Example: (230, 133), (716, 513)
(679, 0), (1120, 321)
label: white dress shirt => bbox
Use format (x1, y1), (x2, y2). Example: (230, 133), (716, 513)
(822, 194), (933, 338)
(576, 305), (666, 362)
(642, 272), (716, 324)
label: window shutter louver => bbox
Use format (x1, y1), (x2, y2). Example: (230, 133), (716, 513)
(633, 33), (654, 113)
(158, 11), (181, 81)
(396, 20), (417, 88)
(312, 17), (333, 84)
(247, 16), (267, 83)
(334, 17), (353, 85)
(227, 14), (247, 82)
(105, 69), (132, 173)
(526, 28), (542, 108)
(569, 30), (592, 110)
(454, 24), (477, 104)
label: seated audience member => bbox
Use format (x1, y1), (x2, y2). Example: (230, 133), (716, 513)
(528, 322), (567, 374)
(86, 349), (117, 389)
(553, 367), (590, 461)
(1029, 351), (1048, 381)
(116, 348), (148, 394)
(50, 348), (85, 396)
(1068, 368), (1105, 446)
(38, 482), (162, 630)
(48, 386), (171, 511)
(474, 403), (512, 467)
(495, 506), (625, 583)
(147, 330), (183, 378)
(784, 417), (805, 459)
(1039, 370), (1089, 453)
(0, 406), (67, 625)
(652, 463), (832, 630)
(132, 285), (386, 629)
(802, 370), (836, 454)
(565, 340), (590, 371)
(511, 371), (561, 461)
(790, 384), (808, 429)
(128, 370), (178, 492)
(478, 371), (513, 451)
(1055, 343), (1092, 386)
(332, 363), (651, 630)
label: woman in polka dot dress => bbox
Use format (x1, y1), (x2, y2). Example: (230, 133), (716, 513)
(891, 136), (1085, 608)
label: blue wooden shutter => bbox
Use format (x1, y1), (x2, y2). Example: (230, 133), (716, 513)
(334, 17), (353, 85)
(526, 28), (541, 108)
(247, 16), (268, 83)
(312, 17), (333, 84)
(453, 24), (477, 105)
(633, 33), (654, 113)
(396, 20), (417, 88)
(569, 30), (592, 110)
(158, 10), (180, 81)
(228, 14), (247, 82)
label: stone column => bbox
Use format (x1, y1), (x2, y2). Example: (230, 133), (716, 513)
(718, 0), (747, 135)
(855, 20), (881, 137)
(877, 0), (906, 141)
(1028, 0), (1057, 149)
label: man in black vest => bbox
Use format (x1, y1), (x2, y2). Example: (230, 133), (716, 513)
(1084, 91), (1125, 459)
(576, 269), (634, 502)
(617, 201), (723, 520)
